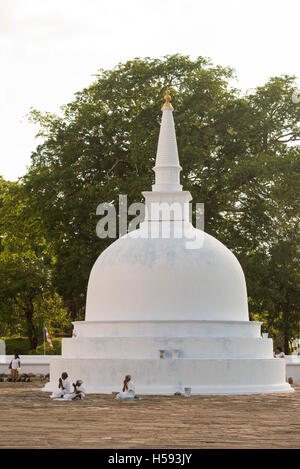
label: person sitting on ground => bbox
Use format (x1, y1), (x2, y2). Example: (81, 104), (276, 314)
(116, 374), (138, 400)
(63, 380), (86, 400)
(50, 372), (71, 399)
(9, 354), (21, 382)
(274, 346), (285, 358)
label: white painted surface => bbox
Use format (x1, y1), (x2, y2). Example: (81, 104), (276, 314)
(152, 106), (182, 192)
(285, 355), (300, 364)
(142, 192), (192, 222)
(72, 320), (261, 338)
(44, 94), (292, 395)
(0, 353), (295, 388)
(85, 229), (249, 323)
(284, 355), (300, 382)
(44, 357), (292, 395)
(44, 318), (292, 394)
(62, 336), (273, 359)
(62, 337), (273, 359)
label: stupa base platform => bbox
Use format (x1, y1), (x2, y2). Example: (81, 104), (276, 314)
(43, 357), (293, 395)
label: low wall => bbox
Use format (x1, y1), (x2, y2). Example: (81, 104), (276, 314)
(285, 355), (300, 382)
(0, 355), (60, 374)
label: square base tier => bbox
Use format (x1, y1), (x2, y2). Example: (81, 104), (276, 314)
(43, 357), (292, 395)
(62, 336), (274, 359)
(71, 320), (262, 338)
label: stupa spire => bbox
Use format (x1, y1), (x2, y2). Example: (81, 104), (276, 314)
(142, 87), (192, 222)
(162, 86), (173, 110)
(152, 87), (182, 192)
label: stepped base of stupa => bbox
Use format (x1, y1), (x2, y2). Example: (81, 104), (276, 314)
(43, 320), (293, 395)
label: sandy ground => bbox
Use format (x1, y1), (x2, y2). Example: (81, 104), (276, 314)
(0, 381), (300, 449)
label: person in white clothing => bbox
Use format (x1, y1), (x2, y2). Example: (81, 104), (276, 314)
(116, 375), (137, 400)
(63, 380), (86, 400)
(50, 372), (71, 399)
(274, 346), (285, 358)
(9, 354), (21, 382)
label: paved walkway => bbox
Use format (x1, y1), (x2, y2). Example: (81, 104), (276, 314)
(0, 382), (299, 448)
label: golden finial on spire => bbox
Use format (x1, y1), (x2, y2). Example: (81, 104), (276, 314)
(162, 86), (173, 110)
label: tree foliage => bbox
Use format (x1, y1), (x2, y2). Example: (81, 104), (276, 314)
(0, 55), (299, 353)
(0, 178), (68, 349)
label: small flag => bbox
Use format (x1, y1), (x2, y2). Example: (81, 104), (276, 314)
(44, 326), (53, 349)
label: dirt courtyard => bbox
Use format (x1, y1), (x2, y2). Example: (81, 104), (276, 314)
(0, 381), (300, 449)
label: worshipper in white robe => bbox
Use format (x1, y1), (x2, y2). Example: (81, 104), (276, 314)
(50, 372), (71, 399)
(116, 374), (137, 399)
(274, 346), (286, 358)
(63, 380), (86, 400)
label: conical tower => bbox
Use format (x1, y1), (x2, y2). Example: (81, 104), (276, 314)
(143, 87), (191, 226)
(152, 86), (182, 192)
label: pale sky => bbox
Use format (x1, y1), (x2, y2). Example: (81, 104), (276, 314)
(0, 0), (299, 181)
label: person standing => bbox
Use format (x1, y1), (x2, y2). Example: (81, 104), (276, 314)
(9, 354), (21, 382)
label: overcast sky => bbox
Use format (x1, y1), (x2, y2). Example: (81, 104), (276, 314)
(1, 0), (299, 181)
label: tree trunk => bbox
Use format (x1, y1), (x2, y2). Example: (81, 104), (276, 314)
(24, 296), (38, 350)
(283, 308), (291, 355)
(283, 333), (290, 356)
(66, 297), (81, 336)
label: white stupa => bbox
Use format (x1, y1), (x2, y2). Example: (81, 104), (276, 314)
(44, 88), (292, 395)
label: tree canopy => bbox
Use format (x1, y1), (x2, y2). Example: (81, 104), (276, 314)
(0, 55), (299, 353)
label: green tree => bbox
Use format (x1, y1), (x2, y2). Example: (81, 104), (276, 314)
(227, 77), (300, 353)
(16, 55), (300, 350)
(24, 54), (237, 320)
(0, 180), (60, 349)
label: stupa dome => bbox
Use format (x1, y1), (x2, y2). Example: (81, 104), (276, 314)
(86, 227), (249, 322)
